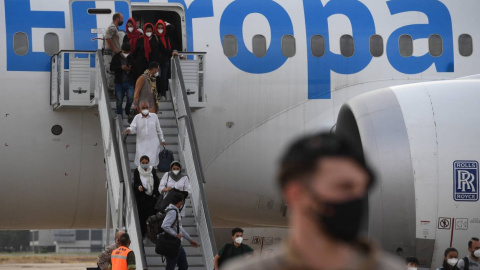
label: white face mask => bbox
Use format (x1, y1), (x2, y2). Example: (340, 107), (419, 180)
(158, 29), (164, 34)
(146, 32), (152, 37)
(142, 109), (149, 115)
(127, 27), (134, 32)
(447, 258), (458, 266)
(154, 71), (159, 77)
(122, 53), (129, 58)
(172, 170), (180, 175)
(474, 250), (480, 258)
(235, 237), (243, 244)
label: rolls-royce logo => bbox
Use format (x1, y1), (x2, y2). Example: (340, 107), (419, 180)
(454, 161), (479, 201)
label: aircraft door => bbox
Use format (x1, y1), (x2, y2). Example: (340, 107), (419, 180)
(70, 0), (131, 51)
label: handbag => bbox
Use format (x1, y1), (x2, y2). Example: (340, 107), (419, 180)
(155, 176), (189, 213)
(127, 108), (137, 124)
(155, 209), (181, 257)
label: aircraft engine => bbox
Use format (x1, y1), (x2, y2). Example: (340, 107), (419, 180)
(336, 78), (480, 268)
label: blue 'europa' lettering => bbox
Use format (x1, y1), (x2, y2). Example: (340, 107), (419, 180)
(5, 0), (65, 71)
(220, 0), (294, 74)
(218, 0), (454, 100)
(386, 0), (454, 74)
(303, 0), (375, 99)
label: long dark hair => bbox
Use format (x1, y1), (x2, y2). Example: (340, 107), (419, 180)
(442, 247), (458, 270)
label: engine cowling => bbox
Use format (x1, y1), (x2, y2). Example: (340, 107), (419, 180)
(336, 79), (480, 268)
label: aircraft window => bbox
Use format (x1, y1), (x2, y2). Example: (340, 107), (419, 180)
(44, 33), (60, 56)
(91, 230), (103, 241)
(311, 35), (325, 57)
(87, 9), (112, 15)
(370, 35), (383, 57)
(13, 32), (29, 56)
(459, 34), (473, 57)
(340, 35), (354, 57)
(252, 35), (267, 57)
(223, 35), (238, 57)
(429, 34), (443, 57)
(399, 34), (413, 57)
(281, 35), (296, 57)
(75, 230), (89, 241)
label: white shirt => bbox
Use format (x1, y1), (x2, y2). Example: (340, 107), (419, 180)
(159, 173), (192, 217)
(128, 113), (165, 166)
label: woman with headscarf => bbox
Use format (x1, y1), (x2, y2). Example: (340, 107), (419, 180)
(158, 161), (191, 216)
(132, 23), (160, 81)
(154, 19), (178, 100)
(123, 18), (141, 54)
(134, 155), (161, 238)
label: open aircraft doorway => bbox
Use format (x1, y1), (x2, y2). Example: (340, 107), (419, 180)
(132, 3), (186, 52)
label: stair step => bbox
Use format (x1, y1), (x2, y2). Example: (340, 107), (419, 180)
(127, 141), (179, 154)
(125, 134), (179, 145)
(120, 115), (176, 126)
(157, 110), (175, 118)
(158, 101), (174, 110)
(109, 101), (174, 109)
(127, 153), (180, 163)
(146, 255), (204, 266)
(144, 245), (203, 256)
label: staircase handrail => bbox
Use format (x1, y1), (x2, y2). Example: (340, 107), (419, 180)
(114, 116), (148, 270)
(96, 50), (147, 269)
(171, 55), (217, 268)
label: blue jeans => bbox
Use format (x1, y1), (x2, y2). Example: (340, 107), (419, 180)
(166, 245), (188, 270)
(158, 61), (170, 98)
(115, 81), (134, 115)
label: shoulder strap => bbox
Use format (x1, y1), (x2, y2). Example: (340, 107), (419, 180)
(464, 257), (469, 270)
(165, 208), (179, 233)
(174, 209), (179, 233)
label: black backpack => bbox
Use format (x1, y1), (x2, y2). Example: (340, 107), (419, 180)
(146, 209), (176, 244)
(155, 209), (181, 258)
(158, 147), (174, 172)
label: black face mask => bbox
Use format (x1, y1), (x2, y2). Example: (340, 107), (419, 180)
(309, 190), (365, 242)
(118, 20), (124, 27)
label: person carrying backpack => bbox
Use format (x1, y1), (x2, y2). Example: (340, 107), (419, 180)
(214, 228), (255, 270)
(161, 192), (199, 270)
(457, 237), (480, 270)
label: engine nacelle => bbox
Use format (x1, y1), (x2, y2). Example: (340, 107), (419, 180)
(336, 79), (480, 268)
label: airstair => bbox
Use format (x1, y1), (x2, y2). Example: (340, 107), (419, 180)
(50, 50), (215, 270)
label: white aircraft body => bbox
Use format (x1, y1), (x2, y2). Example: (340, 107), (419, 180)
(0, 0), (479, 268)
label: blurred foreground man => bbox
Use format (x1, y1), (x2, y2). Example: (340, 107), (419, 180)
(225, 133), (404, 270)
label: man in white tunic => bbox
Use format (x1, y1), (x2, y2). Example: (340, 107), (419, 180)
(123, 101), (166, 166)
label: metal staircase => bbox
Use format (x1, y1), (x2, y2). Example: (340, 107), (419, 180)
(122, 100), (208, 270)
(50, 50), (215, 270)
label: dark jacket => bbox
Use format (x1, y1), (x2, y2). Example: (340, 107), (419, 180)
(133, 167), (161, 201)
(155, 20), (177, 64)
(110, 52), (135, 84)
(132, 36), (160, 80)
(157, 35), (176, 64)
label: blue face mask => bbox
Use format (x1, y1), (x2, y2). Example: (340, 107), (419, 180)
(141, 164), (149, 169)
